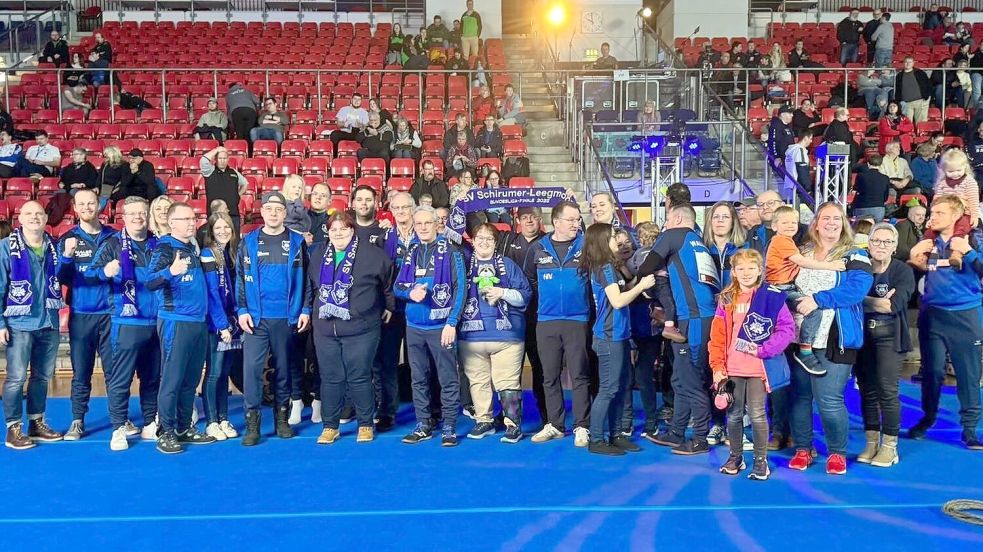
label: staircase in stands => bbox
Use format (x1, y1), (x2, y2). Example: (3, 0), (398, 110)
(501, 34), (589, 222)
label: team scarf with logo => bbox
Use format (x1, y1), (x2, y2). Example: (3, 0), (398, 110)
(119, 229), (157, 317)
(735, 285), (788, 354)
(4, 228), (64, 316)
(317, 237), (359, 320)
(214, 248), (242, 351)
(461, 254), (511, 333)
(395, 235), (453, 320)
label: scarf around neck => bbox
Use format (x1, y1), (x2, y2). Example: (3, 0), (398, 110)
(317, 236), (359, 320)
(461, 254), (510, 332)
(735, 285), (788, 354)
(4, 228), (64, 316)
(119, 229), (157, 317)
(395, 235), (453, 320)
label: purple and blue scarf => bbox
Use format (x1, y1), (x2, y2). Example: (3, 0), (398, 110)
(461, 254), (511, 333)
(215, 248), (242, 351)
(395, 235), (453, 320)
(317, 237), (359, 320)
(4, 228), (64, 316)
(119, 230), (157, 317)
(735, 285), (788, 354)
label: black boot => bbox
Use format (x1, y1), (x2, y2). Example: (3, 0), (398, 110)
(500, 389), (524, 443)
(242, 410), (261, 447)
(275, 405), (295, 439)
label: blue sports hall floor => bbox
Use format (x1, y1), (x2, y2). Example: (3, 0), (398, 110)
(2, 380), (982, 551)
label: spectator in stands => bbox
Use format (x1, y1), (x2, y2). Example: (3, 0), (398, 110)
(412, 27), (430, 57)
(787, 202), (873, 474)
(907, 194), (983, 450)
(0, 200), (66, 450)
(923, 4), (944, 30)
(592, 42), (618, 70)
(86, 51), (110, 88)
(954, 41), (974, 66)
(98, 145), (124, 203)
(498, 84), (526, 126)
(387, 23), (409, 66)
(61, 83), (90, 116)
(473, 84), (496, 122)
(59, 148), (98, 195)
(944, 19), (970, 47)
(697, 43), (719, 70)
(202, 146), (248, 234)
(638, 100), (661, 133)
(742, 41), (762, 68)
(149, 196), (174, 237)
(863, 9), (883, 64)
(63, 52), (86, 87)
(955, 60), (974, 107)
(734, 198), (760, 231)
(768, 106), (795, 181)
(111, 149), (159, 204)
(443, 112), (475, 153)
(445, 49), (470, 77)
(879, 141), (915, 196)
(911, 142), (940, 196)
(967, 121), (983, 183)
(870, 12), (894, 68)
(858, 69), (894, 119)
(788, 40), (822, 70)
(894, 56), (932, 125)
(403, 42), (430, 70)
(729, 42), (744, 64)
(460, 0), (482, 59)
(894, 203), (926, 261)
(851, 155), (891, 222)
(411, 160), (449, 209)
(969, 44), (983, 108)
(784, 130), (813, 198)
(427, 15), (449, 48)
(878, 101), (914, 154)
(194, 99), (228, 143)
(791, 99), (822, 135)
(855, 222), (914, 467)
(446, 133), (479, 179)
(483, 170), (511, 224)
(824, 107), (860, 164)
(281, 175), (312, 235)
(931, 58), (960, 108)
(391, 116), (422, 161)
(250, 98), (288, 146)
(0, 131), (21, 179)
(226, 83), (260, 143)
(837, 9), (864, 65)
(0, 103), (13, 137)
(356, 112), (394, 162)
(449, 19), (463, 50)
(17, 130), (60, 178)
(330, 93), (369, 156)
(91, 31), (112, 63)
(475, 115), (503, 159)
(41, 30), (68, 67)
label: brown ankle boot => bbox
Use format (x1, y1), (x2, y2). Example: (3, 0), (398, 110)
(5, 422), (35, 450)
(28, 418), (63, 442)
(661, 326), (687, 343)
(857, 430), (880, 464)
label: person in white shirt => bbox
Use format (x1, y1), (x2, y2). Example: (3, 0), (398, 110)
(784, 130), (813, 197)
(328, 93), (370, 156)
(0, 130), (22, 178)
(18, 130), (61, 177)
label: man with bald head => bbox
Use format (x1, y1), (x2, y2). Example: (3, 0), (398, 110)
(747, 190), (808, 255)
(0, 201), (65, 449)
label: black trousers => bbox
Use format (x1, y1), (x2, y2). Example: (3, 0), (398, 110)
(330, 130), (360, 156)
(855, 321), (902, 436)
(231, 107), (258, 143)
(536, 320), (592, 431)
(525, 312), (547, 423)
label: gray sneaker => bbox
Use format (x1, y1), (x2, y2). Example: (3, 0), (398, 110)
(63, 420), (84, 441)
(748, 456), (771, 481)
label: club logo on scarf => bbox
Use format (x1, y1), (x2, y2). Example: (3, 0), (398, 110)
(331, 280), (351, 303)
(464, 297), (479, 319)
(432, 283), (451, 307)
(450, 206), (466, 231)
(124, 281), (136, 302)
(48, 276), (60, 298)
(8, 281), (31, 304)
(742, 312), (773, 342)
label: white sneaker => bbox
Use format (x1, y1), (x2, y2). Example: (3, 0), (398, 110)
(310, 400), (322, 424)
(110, 427), (129, 451)
(141, 420), (159, 440)
(707, 424), (725, 445)
(205, 422), (228, 441)
(123, 420), (141, 436)
(742, 433), (754, 451)
(573, 427), (590, 447)
(531, 423), (565, 443)
(288, 399), (304, 425)
(219, 420), (238, 439)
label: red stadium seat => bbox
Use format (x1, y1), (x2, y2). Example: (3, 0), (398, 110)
(271, 158), (299, 176)
(389, 158), (415, 178)
(359, 157), (386, 178)
(331, 157), (357, 178)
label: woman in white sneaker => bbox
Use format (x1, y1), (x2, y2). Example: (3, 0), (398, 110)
(458, 224), (532, 443)
(200, 212), (242, 441)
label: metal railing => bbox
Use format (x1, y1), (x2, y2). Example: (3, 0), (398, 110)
(0, 6), (70, 66)
(817, 0), (983, 11)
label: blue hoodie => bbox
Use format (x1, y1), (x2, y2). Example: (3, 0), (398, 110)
(921, 235), (983, 311)
(201, 246), (236, 333)
(812, 248), (873, 352)
(57, 225), (116, 315)
(523, 233), (590, 322)
(236, 228), (309, 325)
(459, 255), (531, 342)
(91, 231), (159, 326)
(147, 235), (209, 323)
(393, 235), (467, 330)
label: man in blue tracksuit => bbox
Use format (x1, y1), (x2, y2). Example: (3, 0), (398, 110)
(147, 201), (218, 454)
(908, 195), (983, 449)
(91, 197), (162, 451)
(638, 203), (721, 455)
(237, 191), (310, 447)
(0, 201), (65, 450)
(57, 189), (116, 441)
(394, 205), (467, 447)
(522, 201), (594, 446)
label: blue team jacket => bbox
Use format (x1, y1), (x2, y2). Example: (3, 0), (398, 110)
(0, 234), (61, 331)
(201, 246), (237, 333)
(921, 235), (983, 311)
(57, 225), (116, 315)
(458, 255), (531, 342)
(147, 235), (209, 323)
(91, 232), (159, 326)
(812, 248), (873, 352)
(236, 229), (309, 325)
(393, 236), (467, 330)
(527, 233), (590, 322)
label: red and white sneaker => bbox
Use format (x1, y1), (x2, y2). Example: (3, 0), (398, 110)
(788, 449), (814, 471)
(826, 453), (847, 475)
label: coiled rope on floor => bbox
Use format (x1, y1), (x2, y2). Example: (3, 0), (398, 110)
(942, 500), (983, 526)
